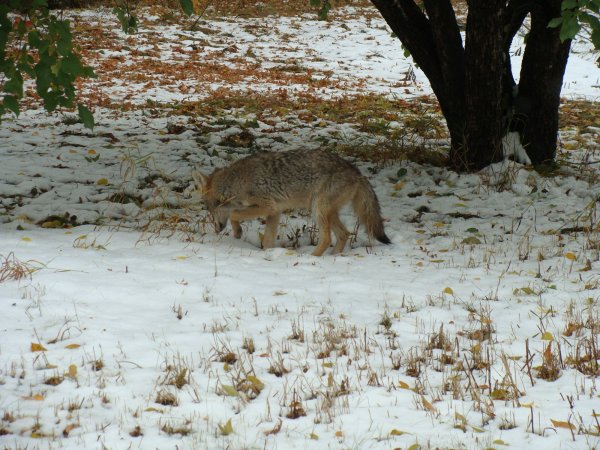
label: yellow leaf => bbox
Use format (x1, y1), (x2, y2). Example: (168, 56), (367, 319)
(41, 220), (63, 229)
(23, 394), (45, 401)
(322, 362), (334, 368)
(541, 331), (554, 341)
(454, 412), (467, 423)
(335, 430), (343, 437)
(220, 385), (239, 397)
(443, 287), (454, 295)
(433, 221), (446, 228)
(223, 363), (230, 372)
(21, 237), (32, 242)
(493, 439), (509, 446)
(309, 433), (319, 440)
(69, 149), (78, 154)
(96, 178), (109, 186)
(31, 342), (47, 352)
(520, 287), (535, 295)
(175, 256), (188, 260)
(415, 261), (424, 267)
(219, 419), (234, 436)
(398, 380), (410, 389)
(66, 364), (77, 379)
(551, 419), (575, 430)
(65, 344), (80, 349)
(471, 426), (485, 433)
(273, 290), (287, 296)
(490, 389), (510, 400)
(87, 149), (96, 155)
(247, 375), (265, 392)
(520, 402), (535, 407)
(285, 250), (296, 256)
(415, 229), (426, 234)
(393, 181), (405, 191)
(144, 407), (163, 413)
(565, 252), (576, 261)
(430, 259), (445, 263)
(407, 444), (421, 450)
(421, 395), (437, 412)
(390, 429), (409, 436)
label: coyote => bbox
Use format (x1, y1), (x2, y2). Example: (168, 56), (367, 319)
(193, 149), (391, 256)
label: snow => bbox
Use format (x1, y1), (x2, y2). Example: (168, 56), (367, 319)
(1, 5), (599, 450)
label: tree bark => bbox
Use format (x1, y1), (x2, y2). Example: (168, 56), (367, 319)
(369, 0), (570, 171)
(462, 0), (507, 170)
(517, 0), (571, 165)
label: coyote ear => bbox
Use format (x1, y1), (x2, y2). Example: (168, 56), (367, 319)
(192, 171), (210, 191)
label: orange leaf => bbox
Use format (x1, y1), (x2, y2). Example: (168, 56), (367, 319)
(31, 342), (47, 352)
(551, 419), (575, 430)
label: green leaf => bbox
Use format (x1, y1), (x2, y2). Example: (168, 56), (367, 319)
(78, 104), (94, 130)
(318, 0), (331, 20)
(3, 71), (23, 96)
(561, 0), (578, 10)
(3, 95), (20, 116)
(179, 0), (194, 16)
(61, 54), (84, 76)
(592, 28), (600, 49)
(547, 17), (563, 28)
(560, 16), (581, 41)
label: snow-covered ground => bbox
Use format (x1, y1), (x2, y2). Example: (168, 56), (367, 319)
(1, 6), (599, 450)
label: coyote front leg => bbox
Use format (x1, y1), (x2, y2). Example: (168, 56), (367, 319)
(229, 205), (279, 248)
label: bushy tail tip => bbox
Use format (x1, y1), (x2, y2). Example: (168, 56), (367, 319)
(377, 233), (392, 245)
(354, 178), (390, 245)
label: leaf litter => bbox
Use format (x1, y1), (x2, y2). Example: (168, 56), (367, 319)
(0, 4), (599, 450)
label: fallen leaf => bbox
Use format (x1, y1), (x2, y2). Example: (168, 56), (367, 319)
(390, 429), (409, 436)
(31, 342), (47, 352)
(541, 331), (554, 341)
(66, 364), (78, 379)
(219, 419), (234, 436)
(551, 419), (575, 430)
(247, 375), (265, 392)
(220, 385), (239, 397)
(421, 395), (437, 413)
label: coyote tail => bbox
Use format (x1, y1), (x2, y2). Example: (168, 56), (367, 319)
(353, 178), (391, 245)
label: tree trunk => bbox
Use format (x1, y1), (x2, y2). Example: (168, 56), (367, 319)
(461, 0), (507, 171)
(517, 0), (571, 165)
(369, 0), (570, 171)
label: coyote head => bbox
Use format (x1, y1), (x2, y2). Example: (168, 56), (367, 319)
(192, 171), (229, 233)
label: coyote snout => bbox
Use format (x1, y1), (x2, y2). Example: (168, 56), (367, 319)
(193, 149), (391, 256)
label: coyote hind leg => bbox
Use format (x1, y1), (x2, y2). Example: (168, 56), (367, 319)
(311, 201), (333, 256)
(330, 213), (350, 254)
